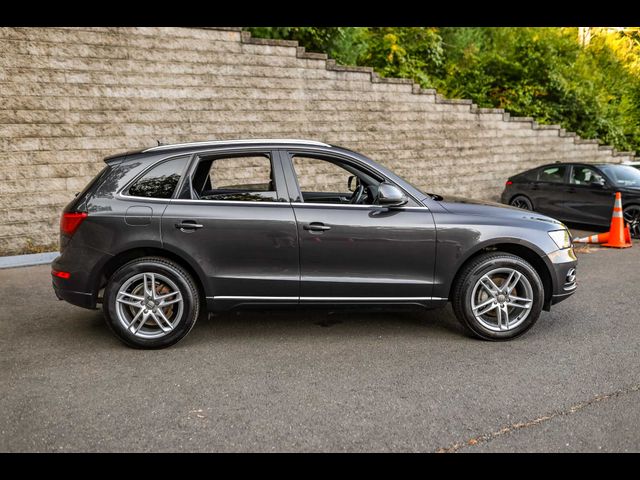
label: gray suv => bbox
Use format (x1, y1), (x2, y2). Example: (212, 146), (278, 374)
(52, 139), (577, 348)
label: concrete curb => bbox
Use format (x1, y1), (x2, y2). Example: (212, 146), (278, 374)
(0, 251), (58, 269)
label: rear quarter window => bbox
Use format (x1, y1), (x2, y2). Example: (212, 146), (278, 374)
(127, 156), (190, 199)
(521, 169), (539, 181)
(539, 166), (567, 183)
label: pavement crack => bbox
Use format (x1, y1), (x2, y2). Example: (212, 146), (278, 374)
(435, 383), (640, 453)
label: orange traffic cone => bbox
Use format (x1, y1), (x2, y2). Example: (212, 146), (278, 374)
(573, 226), (632, 245)
(602, 192), (632, 248)
(573, 232), (609, 244)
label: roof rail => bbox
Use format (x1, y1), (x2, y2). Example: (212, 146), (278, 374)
(143, 138), (331, 152)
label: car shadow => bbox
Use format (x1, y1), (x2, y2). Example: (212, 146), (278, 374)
(183, 304), (465, 347)
(59, 303), (465, 350)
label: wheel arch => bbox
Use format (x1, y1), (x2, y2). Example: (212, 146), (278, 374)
(448, 240), (554, 311)
(93, 245), (207, 304)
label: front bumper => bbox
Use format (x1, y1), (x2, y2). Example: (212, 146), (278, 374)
(546, 247), (578, 308)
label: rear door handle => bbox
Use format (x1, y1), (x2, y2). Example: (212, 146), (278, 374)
(566, 188), (576, 193)
(303, 222), (331, 232)
(175, 220), (203, 231)
(531, 184), (540, 190)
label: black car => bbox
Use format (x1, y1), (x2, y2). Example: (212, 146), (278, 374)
(52, 139), (577, 348)
(501, 162), (640, 238)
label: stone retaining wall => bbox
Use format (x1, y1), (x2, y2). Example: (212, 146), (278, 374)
(0, 27), (636, 254)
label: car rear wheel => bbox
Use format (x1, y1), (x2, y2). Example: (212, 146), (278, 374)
(623, 205), (640, 239)
(510, 195), (533, 210)
(452, 252), (544, 340)
(103, 257), (200, 349)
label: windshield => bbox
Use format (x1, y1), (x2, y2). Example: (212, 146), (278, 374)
(598, 164), (640, 188)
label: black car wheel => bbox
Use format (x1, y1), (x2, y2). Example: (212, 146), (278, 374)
(452, 252), (544, 341)
(623, 205), (640, 239)
(510, 195), (533, 210)
(103, 257), (201, 349)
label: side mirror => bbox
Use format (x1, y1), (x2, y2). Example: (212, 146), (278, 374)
(347, 175), (357, 192)
(376, 183), (408, 208)
(591, 178), (606, 188)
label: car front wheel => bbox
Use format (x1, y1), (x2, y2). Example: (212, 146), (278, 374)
(623, 205), (640, 239)
(103, 257), (201, 349)
(452, 252), (544, 340)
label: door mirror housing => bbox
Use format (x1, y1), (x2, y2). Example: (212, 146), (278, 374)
(591, 178), (606, 188)
(376, 183), (408, 208)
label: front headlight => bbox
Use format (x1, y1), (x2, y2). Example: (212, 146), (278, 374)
(548, 229), (572, 249)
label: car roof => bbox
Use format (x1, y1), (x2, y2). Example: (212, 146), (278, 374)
(105, 139), (334, 161)
(531, 162), (625, 170)
(143, 138), (333, 152)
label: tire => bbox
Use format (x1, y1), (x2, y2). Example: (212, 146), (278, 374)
(623, 204), (640, 239)
(451, 252), (545, 341)
(510, 195), (533, 211)
(102, 257), (201, 349)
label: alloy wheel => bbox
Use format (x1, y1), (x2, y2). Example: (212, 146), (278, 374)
(115, 272), (184, 339)
(470, 267), (534, 332)
(623, 205), (640, 239)
(511, 198), (531, 210)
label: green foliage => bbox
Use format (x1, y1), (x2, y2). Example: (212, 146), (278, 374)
(246, 27), (367, 66)
(245, 27), (640, 153)
(357, 28), (444, 86)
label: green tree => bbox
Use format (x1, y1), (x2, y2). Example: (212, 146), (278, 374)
(245, 27), (640, 153)
(245, 27), (367, 66)
(356, 27), (444, 87)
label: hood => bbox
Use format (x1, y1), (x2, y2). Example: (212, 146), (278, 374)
(435, 195), (566, 229)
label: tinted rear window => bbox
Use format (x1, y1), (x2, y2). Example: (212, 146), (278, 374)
(128, 156), (189, 199)
(516, 169), (539, 182)
(539, 166), (567, 183)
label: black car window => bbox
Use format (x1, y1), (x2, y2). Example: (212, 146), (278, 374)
(293, 156), (356, 197)
(127, 156), (189, 199)
(570, 166), (605, 186)
(514, 169), (539, 182)
(190, 154), (277, 202)
(290, 154), (417, 206)
(539, 166), (567, 184)
(599, 164), (640, 188)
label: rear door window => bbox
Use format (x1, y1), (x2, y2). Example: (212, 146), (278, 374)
(539, 166), (567, 184)
(570, 166), (605, 185)
(188, 153), (280, 202)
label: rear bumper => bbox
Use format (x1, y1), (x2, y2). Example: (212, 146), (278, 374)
(51, 254), (99, 309)
(52, 282), (96, 309)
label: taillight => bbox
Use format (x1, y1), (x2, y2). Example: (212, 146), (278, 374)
(60, 212), (87, 236)
(51, 269), (71, 279)
(505, 180), (513, 186)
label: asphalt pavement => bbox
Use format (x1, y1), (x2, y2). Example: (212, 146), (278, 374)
(1, 238), (639, 452)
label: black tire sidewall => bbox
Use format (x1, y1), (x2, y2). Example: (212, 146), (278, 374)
(103, 258), (199, 349)
(458, 255), (544, 340)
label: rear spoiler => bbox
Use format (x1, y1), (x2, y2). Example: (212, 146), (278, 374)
(103, 150), (140, 165)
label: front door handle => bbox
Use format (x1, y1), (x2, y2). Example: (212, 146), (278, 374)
(531, 184), (540, 191)
(175, 220), (203, 231)
(566, 188), (576, 194)
(303, 222), (331, 232)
